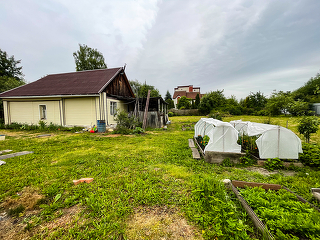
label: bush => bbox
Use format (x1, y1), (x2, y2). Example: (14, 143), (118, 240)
(297, 116), (320, 143)
(239, 150), (256, 166)
(168, 112), (173, 117)
(114, 110), (141, 134)
(299, 143), (320, 168)
(208, 112), (223, 121)
(264, 158), (284, 171)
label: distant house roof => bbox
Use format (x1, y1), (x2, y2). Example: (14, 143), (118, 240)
(174, 85), (200, 90)
(173, 91), (204, 100)
(0, 67), (132, 98)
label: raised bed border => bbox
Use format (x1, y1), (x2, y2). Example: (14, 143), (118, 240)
(228, 180), (320, 240)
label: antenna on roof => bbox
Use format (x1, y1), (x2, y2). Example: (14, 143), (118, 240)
(123, 63), (127, 71)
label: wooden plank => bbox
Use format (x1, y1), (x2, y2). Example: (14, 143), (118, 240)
(191, 147), (201, 159)
(230, 183), (274, 240)
(188, 139), (195, 148)
(142, 90), (151, 130)
(37, 134), (51, 138)
(0, 150), (12, 155)
(0, 151), (34, 160)
(232, 180), (282, 190)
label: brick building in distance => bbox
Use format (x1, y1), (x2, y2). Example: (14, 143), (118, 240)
(172, 85), (204, 108)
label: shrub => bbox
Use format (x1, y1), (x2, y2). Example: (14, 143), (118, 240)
(264, 158), (284, 171)
(114, 110), (140, 134)
(168, 112), (173, 117)
(239, 150), (256, 166)
(208, 112), (223, 121)
(297, 116), (320, 143)
(299, 143), (320, 168)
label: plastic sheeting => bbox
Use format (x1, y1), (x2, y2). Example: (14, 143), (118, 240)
(194, 118), (241, 153)
(230, 120), (303, 159)
(230, 120), (276, 136)
(256, 126), (303, 159)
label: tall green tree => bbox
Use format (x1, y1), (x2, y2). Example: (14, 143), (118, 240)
(194, 93), (200, 109)
(165, 99), (174, 109)
(0, 49), (26, 122)
(198, 90), (226, 114)
(128, 80), (161, 98)
(73, 44), (107, 71)
(266, 91), (293, 116)
(177, 96), (192, 109)
(292, 73), (320, 102)
(165, 90), (172, 101)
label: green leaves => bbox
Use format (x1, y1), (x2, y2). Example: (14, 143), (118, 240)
(73, 44), (107, 71)
(297, 116), (320, 143)
(239, 187), (320, 239)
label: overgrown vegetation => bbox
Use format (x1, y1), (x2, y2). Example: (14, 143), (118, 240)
(299, 143), (320, 168)
(0, 121), (83, 132)
(1, 115), (320, 239)
(113, 110), (143, 134)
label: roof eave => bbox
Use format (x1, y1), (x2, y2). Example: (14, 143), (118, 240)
(98, 67), (123, 93)
(0, 94), (99, 99)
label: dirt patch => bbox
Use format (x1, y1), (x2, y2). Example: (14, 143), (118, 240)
(126, 206), (203, 240)
(246, 167), (297, 177)
(0, 202), (84, 240)
(0, 187), (44, 211)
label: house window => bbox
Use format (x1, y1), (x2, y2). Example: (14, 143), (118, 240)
(110, 101), (117, 115)
(39, 105), (47, 120)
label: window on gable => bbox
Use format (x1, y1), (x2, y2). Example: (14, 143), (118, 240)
(39, 105), (47, 120)
(110, 101), (117, 115)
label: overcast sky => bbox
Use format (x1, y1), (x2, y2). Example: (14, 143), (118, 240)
(1, 0), (320, 99)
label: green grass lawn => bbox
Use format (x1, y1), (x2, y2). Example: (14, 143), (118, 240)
(0, 116), (320, 239)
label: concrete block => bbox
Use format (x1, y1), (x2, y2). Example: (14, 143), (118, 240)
(204, 151), (245, 164)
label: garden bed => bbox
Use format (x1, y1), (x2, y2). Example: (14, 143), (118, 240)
(194, 136), (245, 164)
(229, 180), (320, 240)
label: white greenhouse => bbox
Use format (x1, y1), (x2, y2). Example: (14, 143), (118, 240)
(230, 120), (303, 159)
(194, 118), (241, 153)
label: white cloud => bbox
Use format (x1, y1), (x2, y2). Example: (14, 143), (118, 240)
(1, 0), (320, 99)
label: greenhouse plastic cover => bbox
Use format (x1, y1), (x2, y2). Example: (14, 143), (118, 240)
(230, 120), (276, 136)
(230, 120), (303, 159)
(256, 126), (303, 159)
(194, 118), (241, 153)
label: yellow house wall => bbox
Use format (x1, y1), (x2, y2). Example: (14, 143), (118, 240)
(106, 98), (126, 125)
(2, 96), (129, 127)
(8, 101), (61, 125)
(64, 97), (97, 126)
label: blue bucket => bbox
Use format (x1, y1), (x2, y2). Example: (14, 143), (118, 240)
(97, 120), (106, 133)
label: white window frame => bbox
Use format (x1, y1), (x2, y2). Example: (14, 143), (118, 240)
(39, 105), (47, 120)
(110, 101), (117, 116)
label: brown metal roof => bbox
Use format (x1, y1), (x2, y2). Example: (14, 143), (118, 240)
(173, 91), (204, 100)
(0, 68), (123, 97)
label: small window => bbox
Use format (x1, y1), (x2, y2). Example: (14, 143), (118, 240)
(110, 101), (117, 115)
(39, 105), (47, 120)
